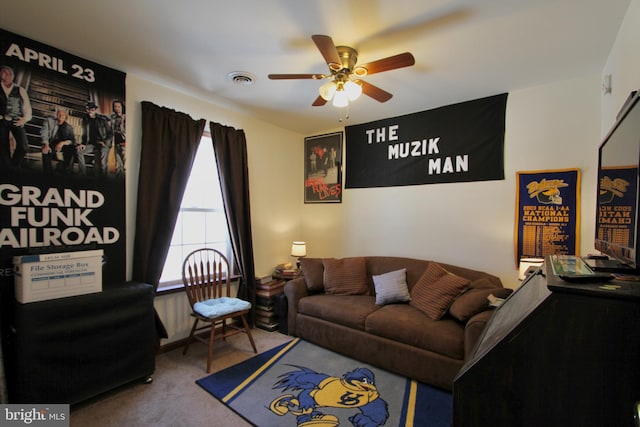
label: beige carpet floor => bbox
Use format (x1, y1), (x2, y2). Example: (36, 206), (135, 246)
(70, 328), (292, 427)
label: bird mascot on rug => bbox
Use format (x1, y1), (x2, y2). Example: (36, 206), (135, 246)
(269, 365), (389, 427)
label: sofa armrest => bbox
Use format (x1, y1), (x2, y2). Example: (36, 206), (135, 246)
(463, 309), (495, 360)
(284, 277), (309, 336)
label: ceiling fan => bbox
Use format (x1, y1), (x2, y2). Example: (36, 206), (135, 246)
(268, 35), (415, 107)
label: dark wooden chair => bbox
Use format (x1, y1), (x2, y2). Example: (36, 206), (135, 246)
(181, 248), (257, 372)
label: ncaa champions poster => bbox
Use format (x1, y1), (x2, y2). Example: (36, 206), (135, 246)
(0, 28), (126, 315)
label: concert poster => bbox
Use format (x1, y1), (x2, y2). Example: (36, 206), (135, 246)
(0, 27), (127, 297)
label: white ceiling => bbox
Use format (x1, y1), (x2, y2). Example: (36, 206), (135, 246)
(2, 0), (631, 135)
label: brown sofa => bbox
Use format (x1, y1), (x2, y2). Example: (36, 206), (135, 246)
(284, 256), (511, 391)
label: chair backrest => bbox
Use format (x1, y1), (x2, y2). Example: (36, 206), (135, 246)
(182, 248), (231, 306)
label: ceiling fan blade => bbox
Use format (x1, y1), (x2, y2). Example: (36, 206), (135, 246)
(354, 52), (415, 76)
(312, 95), (327, 107)
(311, 35), (342, 71)
(358, 80), (393, 103)
(268, 73), (326, 80)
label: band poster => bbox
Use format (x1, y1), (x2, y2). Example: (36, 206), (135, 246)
(344, 93), (507, 189)
(0, 28), (127, 291)
(304, 132), (342, 203)
(514, 168), (581, 266)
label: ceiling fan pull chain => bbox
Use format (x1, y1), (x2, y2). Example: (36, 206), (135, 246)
(338, 104), (350, 123)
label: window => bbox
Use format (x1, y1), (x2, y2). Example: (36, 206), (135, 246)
(158, 131), (233, 288)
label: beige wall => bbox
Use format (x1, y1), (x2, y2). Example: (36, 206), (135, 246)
(125, 75), (305, 279)
(300, 76), (601, 289)
(124, 75), (305, 342)
(135, 0), (640, 344)
(144, 75), (601, 344)
(300, 0), (640, 292)
(602, 0), (640, 132)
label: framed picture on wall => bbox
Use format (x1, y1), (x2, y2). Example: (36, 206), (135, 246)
(304, 132), (343, 203)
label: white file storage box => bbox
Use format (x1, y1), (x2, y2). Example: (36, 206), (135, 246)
(14, 249), (103, 303)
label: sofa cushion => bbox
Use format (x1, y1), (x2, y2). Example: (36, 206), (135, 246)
(365, 304), (465, 359)
(300, 258), (325, 291)
(323, 257), (369, 295)
(365, 257), (431, 290)
(449, 287), (513, 322)
(466, 277), (497, 290)
(372, 268), (411, 305)
(299, 294), (378, 330)
(194, 297), (251, 318)
(410, 262), (469, 320)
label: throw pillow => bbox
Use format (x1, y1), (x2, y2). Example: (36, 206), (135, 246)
(467, 277), (496, 290)
(300, 258), (325, 291)
(410, 262), (470, 320)
(449, 287), (513, 322)
(323, 257), (369, 295)
(372, 268), (411, 305)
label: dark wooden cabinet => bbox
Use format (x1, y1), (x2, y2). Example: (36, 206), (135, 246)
(8, 282), (158, 404)
(454, 269), (640, 427)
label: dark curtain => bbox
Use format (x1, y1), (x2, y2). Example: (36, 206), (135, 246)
(209, 122), (256, 325)
(133, 101), (206, 337)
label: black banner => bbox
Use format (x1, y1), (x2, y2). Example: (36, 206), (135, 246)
(345, 93), (507, 188)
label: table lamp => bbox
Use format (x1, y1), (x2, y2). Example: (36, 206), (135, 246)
(291, 241), (307, 270)
(518, 257), (544, 280)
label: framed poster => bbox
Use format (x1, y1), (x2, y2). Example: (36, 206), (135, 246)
(304, 132), (342, 203)
(514, 168), (581, 266)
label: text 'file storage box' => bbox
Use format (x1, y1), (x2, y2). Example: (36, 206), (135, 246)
(13, 249), (103, 303)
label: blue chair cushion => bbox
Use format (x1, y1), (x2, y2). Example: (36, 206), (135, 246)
(194, 297), (251, 318)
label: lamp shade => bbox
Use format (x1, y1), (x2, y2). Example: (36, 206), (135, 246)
(332, 89), (348, 107)
(344, 80), (362, 101)
(319, 81), (337, 101)
(291, 241), (307, 257)
(518, 257), (544, 280)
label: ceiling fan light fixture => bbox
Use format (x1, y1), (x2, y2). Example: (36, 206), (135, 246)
(344, 80), (362, 101)
(353, 67), (368, 77)
(332, 87), (349, 107)
(319, 80), (337, 101)
(268, 35), (415, 108)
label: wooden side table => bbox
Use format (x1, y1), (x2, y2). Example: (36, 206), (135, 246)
(269, 271), (302, 334)
(272, 271), (303, 281)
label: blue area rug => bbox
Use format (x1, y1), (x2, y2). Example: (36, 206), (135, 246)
(196, 338), (452, 427)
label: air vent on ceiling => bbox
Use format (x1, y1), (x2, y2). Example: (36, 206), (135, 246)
(227, 71), (255, 85)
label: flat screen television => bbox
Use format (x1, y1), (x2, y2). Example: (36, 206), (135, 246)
(593, 89), (640, 274)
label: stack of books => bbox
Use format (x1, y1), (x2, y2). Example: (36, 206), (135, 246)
(255, 278), (286, 331)
(273, 263), (300, 278)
